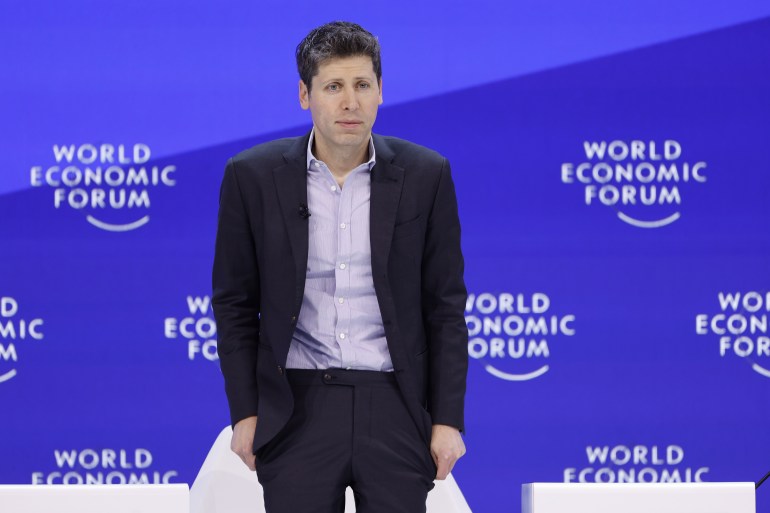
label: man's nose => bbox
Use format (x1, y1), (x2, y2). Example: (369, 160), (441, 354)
(342, 88), (359, 110)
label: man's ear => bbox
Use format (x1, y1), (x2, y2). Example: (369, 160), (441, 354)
(299, 80), (310, 110)
(378, 78), (383, 105)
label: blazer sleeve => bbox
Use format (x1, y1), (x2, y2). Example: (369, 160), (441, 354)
(421, 157), (468, 432)
(212, 158), (261, 427)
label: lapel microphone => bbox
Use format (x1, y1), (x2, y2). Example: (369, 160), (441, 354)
(298, 203), (311, 219)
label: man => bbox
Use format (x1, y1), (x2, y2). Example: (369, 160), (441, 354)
(212, 21), (468, 513)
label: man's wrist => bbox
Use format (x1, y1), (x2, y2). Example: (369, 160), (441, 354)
(432, 423), (460, 432)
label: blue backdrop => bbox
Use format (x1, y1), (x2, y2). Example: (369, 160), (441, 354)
(2, 2), (770, 512)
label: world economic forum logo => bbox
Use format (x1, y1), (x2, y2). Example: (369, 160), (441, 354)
(164, 295), (218, 362)
(695, 291), (770, 377)
(563, 444), (709, 483)
(30, 143), (176, 232)
(466, 292), (575, 381)
(0, 297), (44, 384)
(561, 140), (707, 228)
(32, 447), (178, 485)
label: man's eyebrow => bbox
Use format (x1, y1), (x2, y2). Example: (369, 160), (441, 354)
(320, 76), (374, 83)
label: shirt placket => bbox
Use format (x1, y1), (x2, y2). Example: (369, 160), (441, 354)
(334, 171), (355, 368)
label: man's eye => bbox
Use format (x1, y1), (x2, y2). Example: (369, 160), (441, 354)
(358, 82), (370, 89)
(327, 84), (339, 91)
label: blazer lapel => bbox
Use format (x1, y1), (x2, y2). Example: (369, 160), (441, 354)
(370, 135), (405, 282)
(370, 135), (411, 374)
(273, 133), (310, 317)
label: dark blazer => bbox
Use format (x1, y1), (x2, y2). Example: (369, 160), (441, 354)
(212, 131), (468, 453)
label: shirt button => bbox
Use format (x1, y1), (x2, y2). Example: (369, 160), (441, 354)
(340, 223), (346, 229)
(339, 333), (346, 340)
(339, 263), (346, 270)
(338, 297), (344, 304)
(331, 185), (337, 192)
(314, 162), (320, 168)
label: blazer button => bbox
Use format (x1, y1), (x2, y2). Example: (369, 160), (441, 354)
(290, 315), (297, 324)
(277, 365), (283, 375)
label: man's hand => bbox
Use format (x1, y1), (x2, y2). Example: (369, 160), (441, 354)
(231, 416), (258, 471)
(430, 424), (466, 480)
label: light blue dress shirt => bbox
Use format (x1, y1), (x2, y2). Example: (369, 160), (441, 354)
(285, 130), (394, 371)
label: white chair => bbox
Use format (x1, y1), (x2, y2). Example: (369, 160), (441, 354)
(190, 426), (473, 513)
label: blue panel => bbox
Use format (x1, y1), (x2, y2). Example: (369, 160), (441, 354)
(3, 0), (770, 193)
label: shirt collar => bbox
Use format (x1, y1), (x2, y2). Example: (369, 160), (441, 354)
(306, 128), (376, 172)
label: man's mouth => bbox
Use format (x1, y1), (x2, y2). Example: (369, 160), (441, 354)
(337, 120), (363, 128)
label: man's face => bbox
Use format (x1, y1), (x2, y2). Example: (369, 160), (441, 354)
(299, 55), (382, 157)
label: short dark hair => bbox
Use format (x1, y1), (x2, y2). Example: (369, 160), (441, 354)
(296, 21), (382, 94)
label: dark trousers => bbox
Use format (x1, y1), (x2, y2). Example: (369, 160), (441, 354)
(255, 369), (436, 513)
